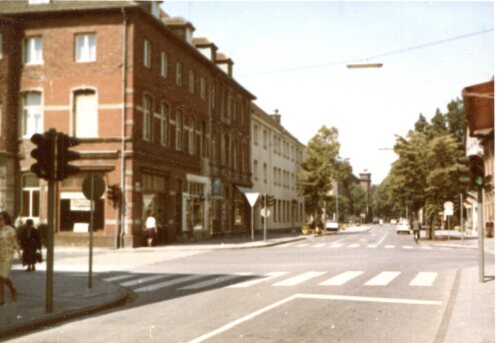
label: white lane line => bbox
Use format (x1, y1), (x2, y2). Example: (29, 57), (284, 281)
(367, 244), (377, 248)
(320, 271), (364, 286)
(226, 272), (288, 288)
(188, 293), (441, 343)
(348, 243), (360, 248)
(409, 272), (437, 286)
(377, 233), (388, 245)
(135, 274), (207, 292)
(179, 273), (251, 290)
(313, 243), (327, 248)
(120, 274), (172, 287)
(330, 243), (343, 248)
(385, 245), (395, 249)
(272, 271), (326, 286)
(365, 271), (401, 286)
(403, 245), (414, 249)
(421, 246), (432, 250)
(103, 274), (135, 282)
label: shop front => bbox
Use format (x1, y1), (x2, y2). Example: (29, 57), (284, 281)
(184, 174), (210, 241)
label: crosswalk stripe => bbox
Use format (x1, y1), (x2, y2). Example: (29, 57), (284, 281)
(403, 245), (413, 249)
(120, 274), (173, 287)
(365, 271), (401, 286)
(272, 271), (326, 286)
(320, 271), (364, 286)
(330, 243), (343, 248)
(421, 246), (432, 250)
(348, 243), (360, 248)
(409, 272), (437, 286)
(385, 245), (395, 249)
(103, 274), (135, 282)
(313, 243), (326, 248)
(367, 244), (377, 248)
(135, 274), (207, 292)
(179, 273), (251, 290)
(227, 272), (289, 288)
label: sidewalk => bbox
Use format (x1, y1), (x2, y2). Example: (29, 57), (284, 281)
(0, 271), (129, 340)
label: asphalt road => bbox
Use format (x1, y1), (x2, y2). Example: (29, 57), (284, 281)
(8, 225), (480, 342)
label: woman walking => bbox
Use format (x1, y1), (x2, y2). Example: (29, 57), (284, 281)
(19, 219), (41, 272)
(0, 211), (20, 305)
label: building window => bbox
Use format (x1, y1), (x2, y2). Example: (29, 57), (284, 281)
(200, 78), (206, 100)
(21, 175), (40, 220)
(176, 62), (183, 86)
(0, 34), (3, 59)
(21, 91), (43, 138)
(189, 70), (195, 94)
(75, 33), (96, 62)
(263, 130), (267, 149)
(175, 110), (183, 150)
(160, 102), (169, 146)
(188, 115), (195, 155)
(161, 52), (168, 78)
(263, 163), (267, 183)
(73, 89), (98, 137)
(211, 82), (216, 109)
(142, 94), (152, 141)
(253, 125), (259, 145)
(253, 160), (258, 181)
(144, 40), (151, 68)
(24, 36), (43, 65)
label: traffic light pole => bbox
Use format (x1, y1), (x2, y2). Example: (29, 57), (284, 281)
(46, 178), (55, 313)
(478, 189), (485, 283)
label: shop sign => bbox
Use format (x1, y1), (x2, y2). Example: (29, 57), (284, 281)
(71, 198), (91, 211)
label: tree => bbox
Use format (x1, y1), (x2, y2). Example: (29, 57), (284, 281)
(297, 126), (341, 226)
(349, 183), (367, 218)
(445, 99), (466, 146)
(414, 113), (429, 133)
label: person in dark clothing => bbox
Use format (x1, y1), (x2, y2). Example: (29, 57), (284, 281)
(18, 219), (41, 272)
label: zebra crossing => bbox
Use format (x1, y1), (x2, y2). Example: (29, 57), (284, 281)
(287, 242), (447, 250)
(102, 269), (439, 294)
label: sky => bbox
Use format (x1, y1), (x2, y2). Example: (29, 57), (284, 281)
(161, 1), (494, 185)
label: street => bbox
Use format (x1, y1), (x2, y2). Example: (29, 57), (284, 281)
(6, 225), (488, 343)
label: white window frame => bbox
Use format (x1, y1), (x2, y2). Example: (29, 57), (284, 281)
(160, 102), (169, 146)
(144, 40), (151, 68)
(161, 52), (168, 78)
(21, 91), (43, 138)
(24, 36), (43, 65)
(75, 33), (96, 63)
(142, 94), (152, 141)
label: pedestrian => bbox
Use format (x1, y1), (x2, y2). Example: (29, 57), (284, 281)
(0, 211), (20, 305)
(19, 219), (42, 272)
(145, 211), (157, 247)
(411, 216), (421, 243)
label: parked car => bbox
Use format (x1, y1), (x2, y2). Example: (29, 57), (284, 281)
(396, 221), (410, 234)
(325, 220), (339, 232)
(390, 219), (397, 225)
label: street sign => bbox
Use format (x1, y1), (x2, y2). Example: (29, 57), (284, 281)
(444, 201), (454, 216)
(244, 193), (260, 207)
(82, 175), (105, 201)
(260, 207), (271, 218)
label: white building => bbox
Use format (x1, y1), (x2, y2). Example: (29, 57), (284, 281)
(251, 104), (305, 232)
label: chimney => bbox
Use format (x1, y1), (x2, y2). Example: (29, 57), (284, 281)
(216, 52), (234, 78)
(193, 37), (218, 62)
(270, 109), (281, 125)
(162, 17), (195, 45)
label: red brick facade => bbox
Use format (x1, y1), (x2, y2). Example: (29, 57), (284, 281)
(1, 1), (254, 247)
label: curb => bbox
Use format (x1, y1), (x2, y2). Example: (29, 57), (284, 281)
(0, 283), (130, 341)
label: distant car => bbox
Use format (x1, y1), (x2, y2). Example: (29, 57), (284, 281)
(396, 221), (410, 234)
(325, 220), (339, 232)
(390, 219), (397, 225)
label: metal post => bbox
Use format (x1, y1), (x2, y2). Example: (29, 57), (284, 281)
(45, 179), (55, 313)
(460, 193), (464, 242)
(263, 193), (267, 242)
(478, 189), (484, 282)
(88, 175), (94, 289)
(448, 215), (450, 241)
(250, 206), (254, 242)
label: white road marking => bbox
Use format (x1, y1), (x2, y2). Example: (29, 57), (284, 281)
(179, 273), (251, 290)
(188, 293), (441, 343)
(367, 244), (377, 248)
(103, 274), (135, 282)
(409, 272), (437, 286)
(376, 233), (388, 245)
(120, 274), (172, 287)
(313, 243), (327, 248)
(319, 271), (364, 286)
(272, 271), (326, 286)
(330, 243), (343, 248)
(421, 246), (432, 250)
(365, 271), (401, 286)
(385, 245), (395, 249)
(348, 243), (360, 248)
(403, 245), (414, 249)
(135, 274), (207, 292)
(226, 272), (288, 288)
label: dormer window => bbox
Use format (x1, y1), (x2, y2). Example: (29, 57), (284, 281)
(151, 2), (161, 18)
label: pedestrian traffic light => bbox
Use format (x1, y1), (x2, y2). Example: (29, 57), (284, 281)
(107, 184), (121, 207)
(56, 133), (80, 181)
(457, 154), (484, 189)
(30, 131), (56, 180)
(266, 195), (275, 207)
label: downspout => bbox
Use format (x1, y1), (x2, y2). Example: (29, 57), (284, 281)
(119, 7), (128, 248)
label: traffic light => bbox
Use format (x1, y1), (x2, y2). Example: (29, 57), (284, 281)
(30, 131), (56, 180)
(107, 184), (121, 207)
(56, 132), (80, 181)
(457, 154), (484, 189)
(261, 194), (275, 207)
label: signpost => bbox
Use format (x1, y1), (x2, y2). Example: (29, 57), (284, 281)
(82, 174), (105, 289)
(444, 201), (454, 241)
(239, 190), (259, 241)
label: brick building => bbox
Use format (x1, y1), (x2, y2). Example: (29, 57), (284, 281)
(0, 0), (255, 246)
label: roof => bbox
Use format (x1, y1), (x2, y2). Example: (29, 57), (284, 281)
(0, 0), (140, 14)
(462, 80), (494, 137)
